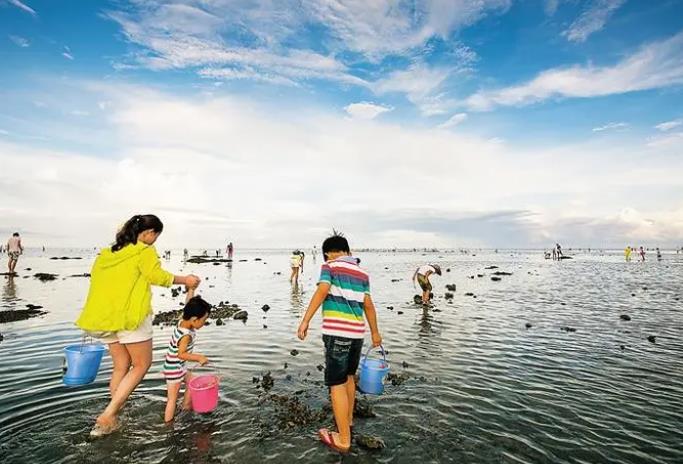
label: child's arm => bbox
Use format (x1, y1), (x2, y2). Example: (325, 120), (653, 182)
(177, 335), (208, 365)
(297, 283), (331, 341)
(185, 286), (195, 303)
(364, 294), (382, 347)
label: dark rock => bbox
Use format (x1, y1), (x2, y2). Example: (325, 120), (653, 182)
(446, 268), (451, 272)
(387, 372), (410, 386)
(619, 314), (631, 321)
(354, 396), (376, 418)
(186, 256), (233, 264)
(387, 306), (394, 310)
(284, 362), (288, 369)
(413, 295), (423, 304)
(69, 273), (91, 278)
(525, 322), (532, 329)
(397, 311), (404, 315)
(290, 349), (299, 356)
(356, 434), (385, 450)
(233, 310), (248, 320)
(0, 333), (3, 343)
(642, 287), (648, 291)
(561, 326), (577, 332)
(477, 274), (484, 278)
(391, 279), (401, 282)
(215, 318), (224, 326)
(464, 292), (474, 297)
(401, 361), (409, 368)
(34, 273), (57, 282)
(445, 284), (456, 291)
(171, 287), (181, 298)
(491, 276), (502, 281)
(445, 292), (454, 299)
(468, 275), (474, 279)
(620, 345), (625, 350)
(316, 364), (324, 372)
(0, 308), (48, 323)
(239, 259), (248, 262)
(631, 293), (636, 297)
(261, 372), (274, 391)
(647, 335), (656, 343)
(255, 258), (262, 261)
(26, 304), (43, 310)
(25, 268), (31, 271)
(265, 393), (330, 429)
(263, 324), (268, 329)
(485, 266), (498, 270)
(492, 271), (513, 276)
(285, 374), (292, 381)
(261, 304), (270, 312)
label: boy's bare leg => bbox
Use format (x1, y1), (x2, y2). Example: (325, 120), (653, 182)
(165, 382), (181, 422)
(345, 375), (355, 428)
(330, 382), (352, 448)
(181, 372), (193, 411)
(422, 289), (429, 303)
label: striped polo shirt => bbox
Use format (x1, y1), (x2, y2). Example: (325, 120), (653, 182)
(319, 256), (370, 339)
(163, 324), (195, 381)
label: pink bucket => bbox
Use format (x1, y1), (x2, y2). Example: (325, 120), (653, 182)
(189, 374), (219, 413)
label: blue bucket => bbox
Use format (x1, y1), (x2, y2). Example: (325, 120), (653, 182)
(63, 343), (106, 386)
(358, 345), (390, 395)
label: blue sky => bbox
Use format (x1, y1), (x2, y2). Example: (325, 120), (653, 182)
(1, 0), (682, 248)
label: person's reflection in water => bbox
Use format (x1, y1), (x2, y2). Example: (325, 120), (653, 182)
(290, 282), (304, 316)
(226, 261), (233, 284)
(2, 275), (17, 306)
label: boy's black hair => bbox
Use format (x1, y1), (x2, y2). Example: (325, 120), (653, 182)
(182, 296), (212, 320)
(322, 230), (350, 257)
(12, 232), (19, 236)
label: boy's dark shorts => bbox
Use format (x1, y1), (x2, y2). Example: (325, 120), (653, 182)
(323, 335), (363, 387)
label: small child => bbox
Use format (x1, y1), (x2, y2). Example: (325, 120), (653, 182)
(163, 286), (211, 422)
(297, 232), (382, 454)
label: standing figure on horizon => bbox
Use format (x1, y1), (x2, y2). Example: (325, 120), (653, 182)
(183, 248), (189, 261)
(624, 246), (632, 262)
(556, 243), (563, 259)
(413, 263), (442, 304)
(312, 245), (318, 261)
(75, 214), (201, 438)
(639, 246), (646, 262)
(656, 248), (662, 261)
(227, 242), (234, 260)
(6, 232), (23, 274)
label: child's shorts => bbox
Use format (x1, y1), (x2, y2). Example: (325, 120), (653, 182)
(89, 315), (153, 345)
(323, 335), (363, 387)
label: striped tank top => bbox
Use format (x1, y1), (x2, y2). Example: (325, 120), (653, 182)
(163, 324), (195, 381)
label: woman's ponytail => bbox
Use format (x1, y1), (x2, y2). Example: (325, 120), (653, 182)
(111, 214), (164, 252)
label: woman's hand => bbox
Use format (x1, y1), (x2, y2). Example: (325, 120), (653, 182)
(185, 274), (201, 289)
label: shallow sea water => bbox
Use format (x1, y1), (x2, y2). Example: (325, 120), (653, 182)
(0, 249), (682, 463)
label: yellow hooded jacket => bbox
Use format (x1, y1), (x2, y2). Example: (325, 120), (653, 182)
(76, 242), (174, 332)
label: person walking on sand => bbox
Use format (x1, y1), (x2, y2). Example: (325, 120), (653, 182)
(6, 232), (23, 274)
(75, 214), (201, 437)
(413, 263), (442, 304)
(297, 232), (382, 454)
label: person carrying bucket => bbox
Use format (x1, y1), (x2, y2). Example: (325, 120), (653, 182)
(412, 263), (441, 304)
(163, 286), (211, 422)
(297, 231), (382, 454)
(75, 214), (201, 437)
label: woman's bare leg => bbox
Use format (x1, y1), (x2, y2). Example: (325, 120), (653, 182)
(108, 342), (131, 396)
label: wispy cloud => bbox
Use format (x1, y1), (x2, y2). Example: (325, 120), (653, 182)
(464, 30), (683, 111)
(8, 34), (29, 47)
(592, 121), (628, 132)
(563, 0), (625, 43)
(647, 131), (683, 148)
(7, 0), (36, 16)
(544, 0), (561, 16)
(655, 118), (683, 132)
(62, 46), (74, 60)
(344, 102), (392, 120)
(437, 113), (468, 129)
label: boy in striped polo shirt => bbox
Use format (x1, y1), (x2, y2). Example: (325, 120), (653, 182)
(297, 232), (382, 453)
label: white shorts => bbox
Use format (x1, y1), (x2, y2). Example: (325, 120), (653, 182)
(92, 315), (153, 345)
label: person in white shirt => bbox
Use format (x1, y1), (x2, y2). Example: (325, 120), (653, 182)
(412, 263), (441, 304)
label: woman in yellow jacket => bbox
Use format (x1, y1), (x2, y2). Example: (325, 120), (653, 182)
(76, 214), (201, 437)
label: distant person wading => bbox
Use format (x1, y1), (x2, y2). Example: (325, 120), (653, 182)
(75, 214), (201, 438)
(6, 232), (23, 274)
(413, 263), (442, 304)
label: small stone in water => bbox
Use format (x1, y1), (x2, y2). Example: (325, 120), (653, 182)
(525, 322), (532, 329)
(356, 434), (385, 450)
(290, 349), (299, 356)
(620, 314), (631, 321)
(262, 304), (270, 312)
(647, 335), (656, 343)
(215, 318), (224, 326)
(397, 311), (404, 315)
(387, 306), (394, 310)
(491, 276), (501, 281)
(316, 364), (324, 372)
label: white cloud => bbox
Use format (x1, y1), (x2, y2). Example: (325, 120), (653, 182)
(647, 131), (683, 148)
(374, 64), (457, 115)
(592, 121), (627, 132)
(464, 30), (683, 111)
(344, 102), (393, 120)
(62, 52), (74, 60)
(655, 118), (683, 132)
(437, 113), (468, 129)
(2, 84), (682, 247)
(544, 0), (561, 16)
(7, 0), (36, 16)
(563, 0), (625, 43)
(8, 34), (29, 47)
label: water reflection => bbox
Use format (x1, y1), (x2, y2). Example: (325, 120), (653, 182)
(2, 275), (17, 306)
(290, 283), (304, 315)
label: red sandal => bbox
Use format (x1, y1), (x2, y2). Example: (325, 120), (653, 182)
(318, 428), (351, 454)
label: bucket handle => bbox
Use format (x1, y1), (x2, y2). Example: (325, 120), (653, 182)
(79, 333), (95, 353)
(362, 344), (387, 363)
(189, 363), (222, 383)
